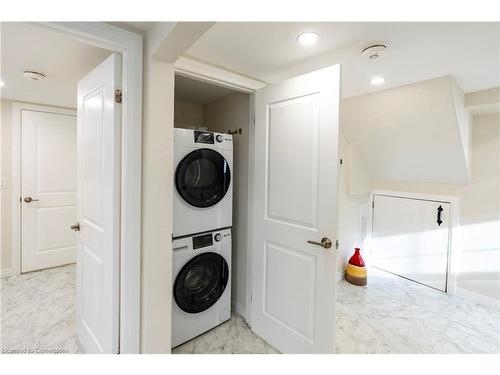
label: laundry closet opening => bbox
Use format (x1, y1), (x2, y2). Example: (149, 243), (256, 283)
(172, 73), (265, 352)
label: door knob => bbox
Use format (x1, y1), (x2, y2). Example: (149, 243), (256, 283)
(70, 222), (80, 232)
(307, 237), (332, 249)
(24, 196), (40, 203)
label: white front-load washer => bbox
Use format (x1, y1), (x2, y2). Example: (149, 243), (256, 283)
(172, 228), (232, 348)
(173, 128), (233, 238)
(172, 229), (231, 347)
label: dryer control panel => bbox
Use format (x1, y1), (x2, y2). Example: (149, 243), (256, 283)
(193, 130), (232, 145)
(194, 131), (214, 144)
(174, 128), (232, 151)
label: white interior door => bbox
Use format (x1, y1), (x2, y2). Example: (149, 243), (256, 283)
(251, 65), (340, 354)
(371, 194), (450, 291)
(76, 53), (122, 353)
(21, 109), (77, 273)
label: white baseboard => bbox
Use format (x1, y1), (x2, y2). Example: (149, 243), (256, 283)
(231, 300), (247, 320)
(1, 267), (16, 279)
(455, 287), (500, 311)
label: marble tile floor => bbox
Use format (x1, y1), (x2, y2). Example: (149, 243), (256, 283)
(335, 267), (500, 354)
(1, 264), (499, 354)
(172, 313), (279, 354)
(1, 264), (80, 354)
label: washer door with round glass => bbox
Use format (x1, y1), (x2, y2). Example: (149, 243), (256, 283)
(175, 148), (231, 208)
(174, 252), (229, 314)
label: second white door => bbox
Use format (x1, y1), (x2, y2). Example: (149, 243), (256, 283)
(76, 53), (122, 354)
(251, 65), (341, 353)
(21, 109), (77, 273)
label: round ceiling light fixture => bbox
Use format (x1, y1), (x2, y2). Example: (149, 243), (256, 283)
(362, 44), (387, 60)
(297, 32), (319, 46)
(24, 70), (46, 81)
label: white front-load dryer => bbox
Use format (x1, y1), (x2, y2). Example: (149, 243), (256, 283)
(172, 228), (232, 348)
(173, 128), (233, 238)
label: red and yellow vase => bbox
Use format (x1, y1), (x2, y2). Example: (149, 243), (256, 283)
(345, 248), (367, 286)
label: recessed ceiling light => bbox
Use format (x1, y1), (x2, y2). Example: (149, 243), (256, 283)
(370, 76), (386, 85)
(0, 80), (5, 87)
(297, 32), (319, 46)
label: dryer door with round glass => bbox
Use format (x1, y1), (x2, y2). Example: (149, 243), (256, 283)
(175, 148), (231, 208)
(174, 252), (229, 314)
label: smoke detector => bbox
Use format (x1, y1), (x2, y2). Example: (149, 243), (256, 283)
(24, 70), (46, 81)
(361, 44), (387, 61)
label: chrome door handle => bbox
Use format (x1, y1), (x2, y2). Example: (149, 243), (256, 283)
(24, 196), (39, 203)
(307, 237), (332, 249)
(70, 222), (80, 232)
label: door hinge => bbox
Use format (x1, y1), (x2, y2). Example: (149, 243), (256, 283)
(114, 89), (123, 104)
(335, 240), (339, 250)
(339, 158), (343, 166)
(372, 200), (375, 208)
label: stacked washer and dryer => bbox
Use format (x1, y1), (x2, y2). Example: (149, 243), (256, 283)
(172, 128), (233, 348)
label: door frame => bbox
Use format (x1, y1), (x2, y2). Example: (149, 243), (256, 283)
(173, 58), (262, 326)
(368, 189), (460, 295)
(8, 22), (143, 354)
(10, 102), (76, 276)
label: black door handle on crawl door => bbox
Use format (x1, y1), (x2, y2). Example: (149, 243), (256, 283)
(437, 205), (443, 226)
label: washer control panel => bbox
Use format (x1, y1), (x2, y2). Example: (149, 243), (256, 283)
(192, 233), (213, 249)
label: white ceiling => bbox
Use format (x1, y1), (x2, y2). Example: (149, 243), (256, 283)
(186, 22), (500, 97)
(1, 23), (112, 108)
(3, 22), (497, 108)
(175, 74), (236, 104)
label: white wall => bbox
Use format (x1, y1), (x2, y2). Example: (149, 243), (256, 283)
(466, 87), (500, 114)
(140, 25), (175, 353)
(345, 135), (371, 196)
(174, 100), (204, 129)
(203, 91), (250, 317)
(0, 99), (13, 275)
(454, 113), (499, 302)
(451, 79), (472, 179)
(342, 76), (471, 185)
(337, 129), (371, 274)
